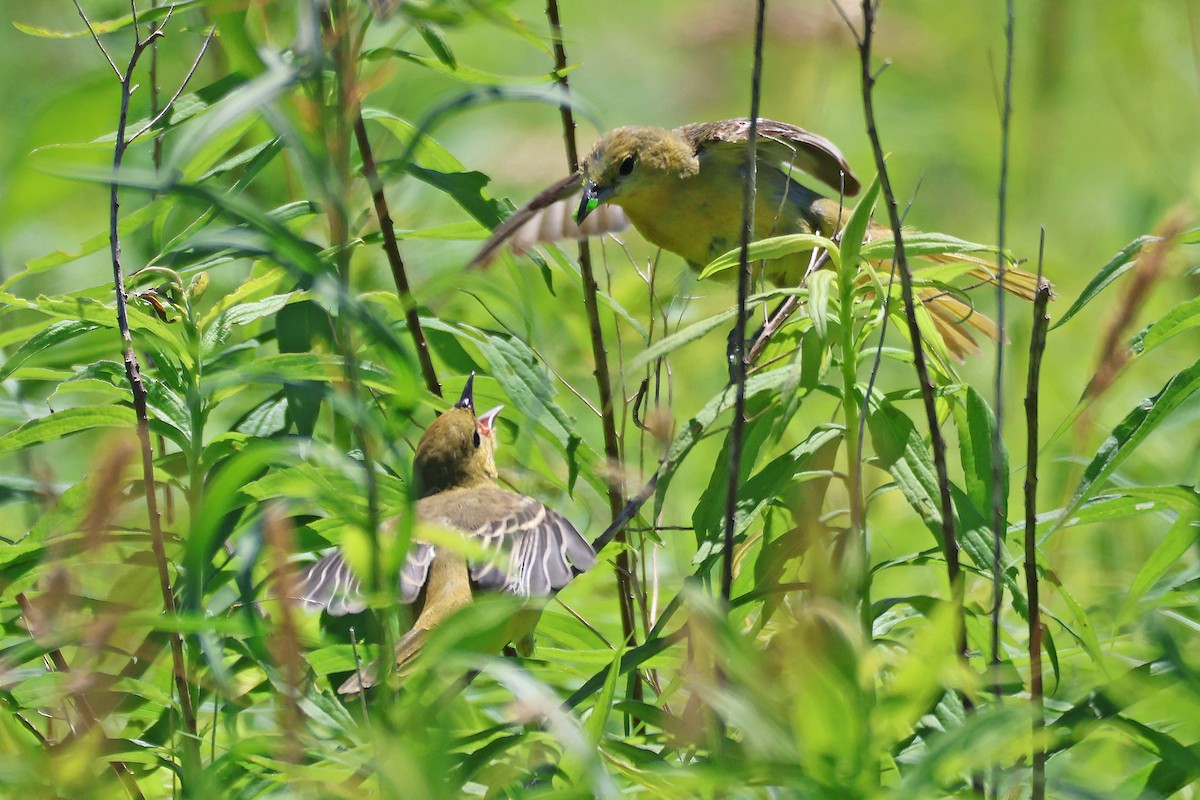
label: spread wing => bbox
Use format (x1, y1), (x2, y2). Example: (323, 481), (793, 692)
(419, 486), (597, 596)
(677, 118), (861, 197)
(469, 173), (630, 268)
(294, 541), (436, 616)
(292, 488), (595, 615)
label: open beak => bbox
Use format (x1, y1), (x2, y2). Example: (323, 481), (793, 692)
(476, 405), (503, 436)
(575, 181), (602, 225)
(455, 372), (475, 412)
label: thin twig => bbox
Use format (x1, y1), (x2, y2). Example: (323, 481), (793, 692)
(858, 0), (961, 632)
(149, 0), (162, 166)
(857, 4), (969, 789)
(129, 27), (216, 142)
(72, 0), (121, 79)
(990, 9), (1016, 783)
(353, 110), (441, 397)
(722, 0), (768, 604)
(1024, 230), (1050, 800)
(106, 16), (198, 748)
(544, 0), (640, 676)
(591, 468), (662, 554)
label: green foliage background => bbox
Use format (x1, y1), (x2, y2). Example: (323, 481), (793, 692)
(0, 1), (1197, 797)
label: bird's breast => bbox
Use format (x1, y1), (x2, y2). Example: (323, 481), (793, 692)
(613, 161), (832, 281)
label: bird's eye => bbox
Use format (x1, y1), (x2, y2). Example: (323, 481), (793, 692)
(472, 429), (482, 448)
(618, 155), (636, 176)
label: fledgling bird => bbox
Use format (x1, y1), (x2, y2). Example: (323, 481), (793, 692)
(471, 118), (1051, 359)
(293, 375), (596, 694)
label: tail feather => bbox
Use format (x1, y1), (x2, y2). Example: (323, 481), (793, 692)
(921, 290), (984, 360)
(927, 252), (1050, 302)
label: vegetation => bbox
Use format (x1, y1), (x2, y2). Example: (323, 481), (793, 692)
(0, 1), (1197, 797)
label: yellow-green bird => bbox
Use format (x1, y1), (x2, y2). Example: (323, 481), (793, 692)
(472, 118), (1048, 358)
(294, 375), (596, 694)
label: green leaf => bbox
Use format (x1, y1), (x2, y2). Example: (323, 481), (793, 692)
(868, 400), (1024, 613)
(12, 2), (197, 38)
(1131, 295), (1200, 356)
(0, 406), (135, 454)
(626, 287), (806, 374)
(363, 109), (469, 173)
(698, 233), (838, 280)
(867, 401), (945, 548)
(8, 201), (170, 286)
(839, 173), (881, 271)
(276, 300), (335, 438)
(10, 293), (189, 366)
(407, 166), (506, 229)
(655, 367), (810, 514)
(361, 47), (570, 85)
(199, 267), (289, 330)
(807, 269), (835, 339)
(201, 291), (305, 356)
(858, 231), (994, 262)
(1052, 234), (1159, 330)
(0, 320), (103, 381)
(1119, 510), (1200, 624)
(692, 399), (781, 546)
(208, 354), (395, 394)
(454, 325), (587, 468)
(1016, 486), (1200, 538)
(1063, 357), (1200, 524)
(415, 23), (457, 69)
(736, 424), (842, 539)
(52, 361), (191, 447)
(165, 57), (299, 179)
(951, 385), (1008, 522)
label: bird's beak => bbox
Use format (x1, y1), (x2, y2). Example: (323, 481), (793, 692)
(575, 181), (603, 225)
(476, 405), (503, 436)
(455, 372), (475, 412)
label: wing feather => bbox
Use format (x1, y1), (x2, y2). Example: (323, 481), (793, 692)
(678, 118), (861, 197)
(469, 174), (631, 268)
(293, 488), (593, 614)
(294, 541), (434, 617)
(420, 486), (595, 597)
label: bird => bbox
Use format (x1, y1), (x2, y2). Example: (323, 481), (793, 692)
(292, 374), (596, 694)
(470, 118), (1050, 359)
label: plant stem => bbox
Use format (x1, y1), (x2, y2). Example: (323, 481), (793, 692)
(991, 11), (1017, 791)
(857, 2), (968, 789)
(353, 111), (441, 397)
(1024, 232), (1051, 800)
(105, 15), (198, 754)
(544, 0), (639, 670)
(721, 0), (767, 604)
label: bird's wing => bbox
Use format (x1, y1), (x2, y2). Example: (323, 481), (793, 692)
(293, 541), (436, 616)
(678, 118), (861, 197)
(418, 486), (597, 596)
(292, 489), (594, 614)
(468, 172), (631, 268)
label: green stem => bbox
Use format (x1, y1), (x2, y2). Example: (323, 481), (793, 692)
(837, 259), (869, 635)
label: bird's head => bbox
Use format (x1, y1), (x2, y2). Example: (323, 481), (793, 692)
(575, 126), (700, 224)
(413, 373), (502, 497)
